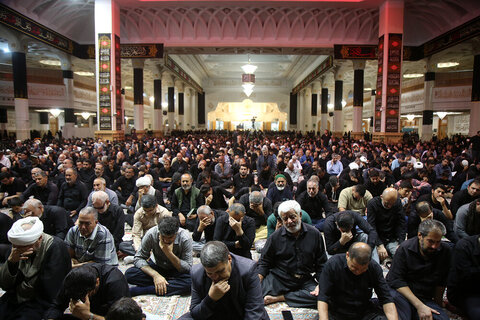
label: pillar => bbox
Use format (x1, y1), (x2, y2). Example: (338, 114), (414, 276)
(132, 59), (144, 135)
(184, 86), (192, 131)
(153, 78), (163, 137)
(312, 81), (321, 134)
(422, 60), (435, 141)
(304, 87), (312, 132)
(167, 85), (175, 131)
(469, 52), (480, 136)
(333, 78), (343, 138)
(369, 89), (376, 133)
(94, 0), (123, 141)
(321, 86), (328, 134)
(197, 92), (205, 129)
(373, 0), (404, 143)
(61, 57), (76, 139)
(298, 90), (305, 132)
(289, 92), (298, 131)
(352, 60), (366, 140)
(10, 44), (30, 141)
(175, 80), (184, 130)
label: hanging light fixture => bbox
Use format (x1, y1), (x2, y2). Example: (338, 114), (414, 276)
(81, 112), (91, 120)
(49, 109), (62, 118)
(241, 54), (257, 97)
(243, 87), (254, 97)
(436, 112), (447, 120)
(406, 114), (415, 121)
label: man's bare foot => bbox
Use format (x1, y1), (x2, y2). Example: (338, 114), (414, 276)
(264, 295), (285, 305)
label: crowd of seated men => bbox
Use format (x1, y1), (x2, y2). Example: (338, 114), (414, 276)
(0, 129), (479, 320)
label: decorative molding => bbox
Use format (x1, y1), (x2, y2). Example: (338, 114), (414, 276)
(292, 56), (333, 94)
(334, 45), (377, 59)
(164, 55), (203, 93)
(121, 44), (163, 58)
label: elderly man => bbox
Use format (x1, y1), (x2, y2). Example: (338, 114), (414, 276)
(86, 177), (119, 207)
(65, 207), (118, 267)
(297, 178), (332, 231)
(125, 216), (192, 296)
(192, 205), (226, 251)
(0, 217), (71, 320)
(258, 200), (327, 308)
(367, 188), (406, 262)
(22, 198), (71, 240)
(57, 168), (89, 220)
(239, 191), (273, 242)
(386, 220), (451, 320)
(91, 190), (125, 250)
(21, 170), (58, 205)
(213, 203), (256, 259)
(119, 194), (172, 258)
(447, 234), (480, 320)
(172, 173), (205, 232)
(179, 241), (269, 320)
(338, 185), (373, 216)
(44, 263), (130, 320)
(326, 153), (343, 176)
(133, 175), (165, 212)
(318, 242), (398, 320)
(285, 160), (301, 185)
(266, 174), (293, 205)
(94, 162), (112, 189)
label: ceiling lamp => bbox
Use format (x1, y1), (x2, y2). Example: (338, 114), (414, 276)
(243, 87), (254, 97)
(74, 71), (94, 77)
(40, 60), (61, 66)
(406, 114), (415, 121)
(149, 96), (155, 103)
(242, 83), (255, 91)
(436, 112), (447, 120)
(49, 109), (62, 118)
(81, 112), (91, 120)
(241, 63), (257, 74)
(403, 73), (423, 78)
(161, 102), (168, 108)
(437, 62), (459, 68)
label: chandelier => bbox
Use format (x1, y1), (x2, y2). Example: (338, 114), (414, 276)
(241, 55), (257, 97)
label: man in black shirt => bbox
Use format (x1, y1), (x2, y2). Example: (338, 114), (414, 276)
(386, 220), (451, 320)
(297, 179), (332, 231)
(447, 234), (480, 320)
(364, 169), (387, 198)
(367, 188), (406, 262)
(94, 162), (112, 190)
(450, 178), (480, 217)
(213, 203), (255, 259)
(258, 200), (327, 309)
(78, 158), (96, 190)
(239, 191), (272, 242)
(200, 184), (231, 210)
(416, 183), (452, 220)
(21, 170), (58, 205)
(0, 172), (25, 207)
(317, 242), (398, 320)
(111, 165), (136, 205)
(158, 159), (174, 189)
(232, 164), (254, 195)
(44, 263), (130, 319)
(57, 168), (88, 221)
(407, 201), (457, 243)
(23, 198), (71, 240)
(91, 190), (125, 250)
(323, 211), (378, 259)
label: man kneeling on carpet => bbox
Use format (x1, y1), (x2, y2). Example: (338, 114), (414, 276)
(178, 241), (269, 320)
(125, 216), (192, 296)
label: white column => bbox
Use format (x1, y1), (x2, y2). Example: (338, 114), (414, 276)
(304, 86), (312, 132)
(175, 79), (184, 130)
(298, 90), (305, 132)
(184, 86), (192, 130)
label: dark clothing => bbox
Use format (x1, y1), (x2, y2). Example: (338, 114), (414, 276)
(171, 160), (189, 174)
(57, 180), (88, 213)
(181, 253), (269, 320)
(447, 235), (480, 311)
(386, 237), (451, 301)
(232, 173), (254, 192)
(416, 193), (450, 213)
(97, 204), (126, 249)
(192, 210), (227, 242)
(111, 176), (136, 201)
(324, 180), (347, 202)
(44, 263), (130, 319)
(258, 223), (327, 285)
(450, 188), (479, 217)
(78, 168), (95, 190)
(41, 205), (70, 240)
(323, 211), (378, 255)
(0, 178), (26, 197)
(172, 187), (205, 231)
(296, 191), (332, 220)
(239, 194), (273, 228)
(266, 186), (293, 205)
(207, 186), (232, 210)
(0, 237), (71, 320)
(21, 181), (58, 205)
(364, 180), (387, 198)
(367, 196), (406, 246)
(407, 208), (457, 243)
(318, 254), (393, 320)
(213, 214), (255, 259)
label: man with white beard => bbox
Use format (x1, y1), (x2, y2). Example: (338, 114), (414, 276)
(257, 200), (327, 309)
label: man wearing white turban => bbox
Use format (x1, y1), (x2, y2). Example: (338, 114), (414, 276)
(0, 217), (71, 320)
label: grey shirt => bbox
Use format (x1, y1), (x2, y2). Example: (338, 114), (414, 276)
(454, 202), (471, 239)
(133, 226), (193, 273)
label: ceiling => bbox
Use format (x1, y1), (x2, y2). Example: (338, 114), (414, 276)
(0, 0), (478, 101)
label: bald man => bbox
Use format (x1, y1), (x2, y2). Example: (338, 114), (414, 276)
(367, 188), (406, 261)
(318, 242), (398, 320)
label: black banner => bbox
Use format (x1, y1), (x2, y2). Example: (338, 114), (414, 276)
(334, 81), (343, 111)
(168, 87), (175, 113)
(133, 68), (143, 105)
(311, 94), (317, 116)
(179, 92), (184, 115)
(334, 45), (377, 59)
(198, 92), (205, 125)
(321, 88), (328, 114)
(290, 93), (297, 125)
(154, 80), (162, 110)
(12, 52), (28, 99)
(353, 69), (364, 107)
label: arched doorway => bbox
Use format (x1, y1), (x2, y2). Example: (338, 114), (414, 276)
(208, 99), (287, 131)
